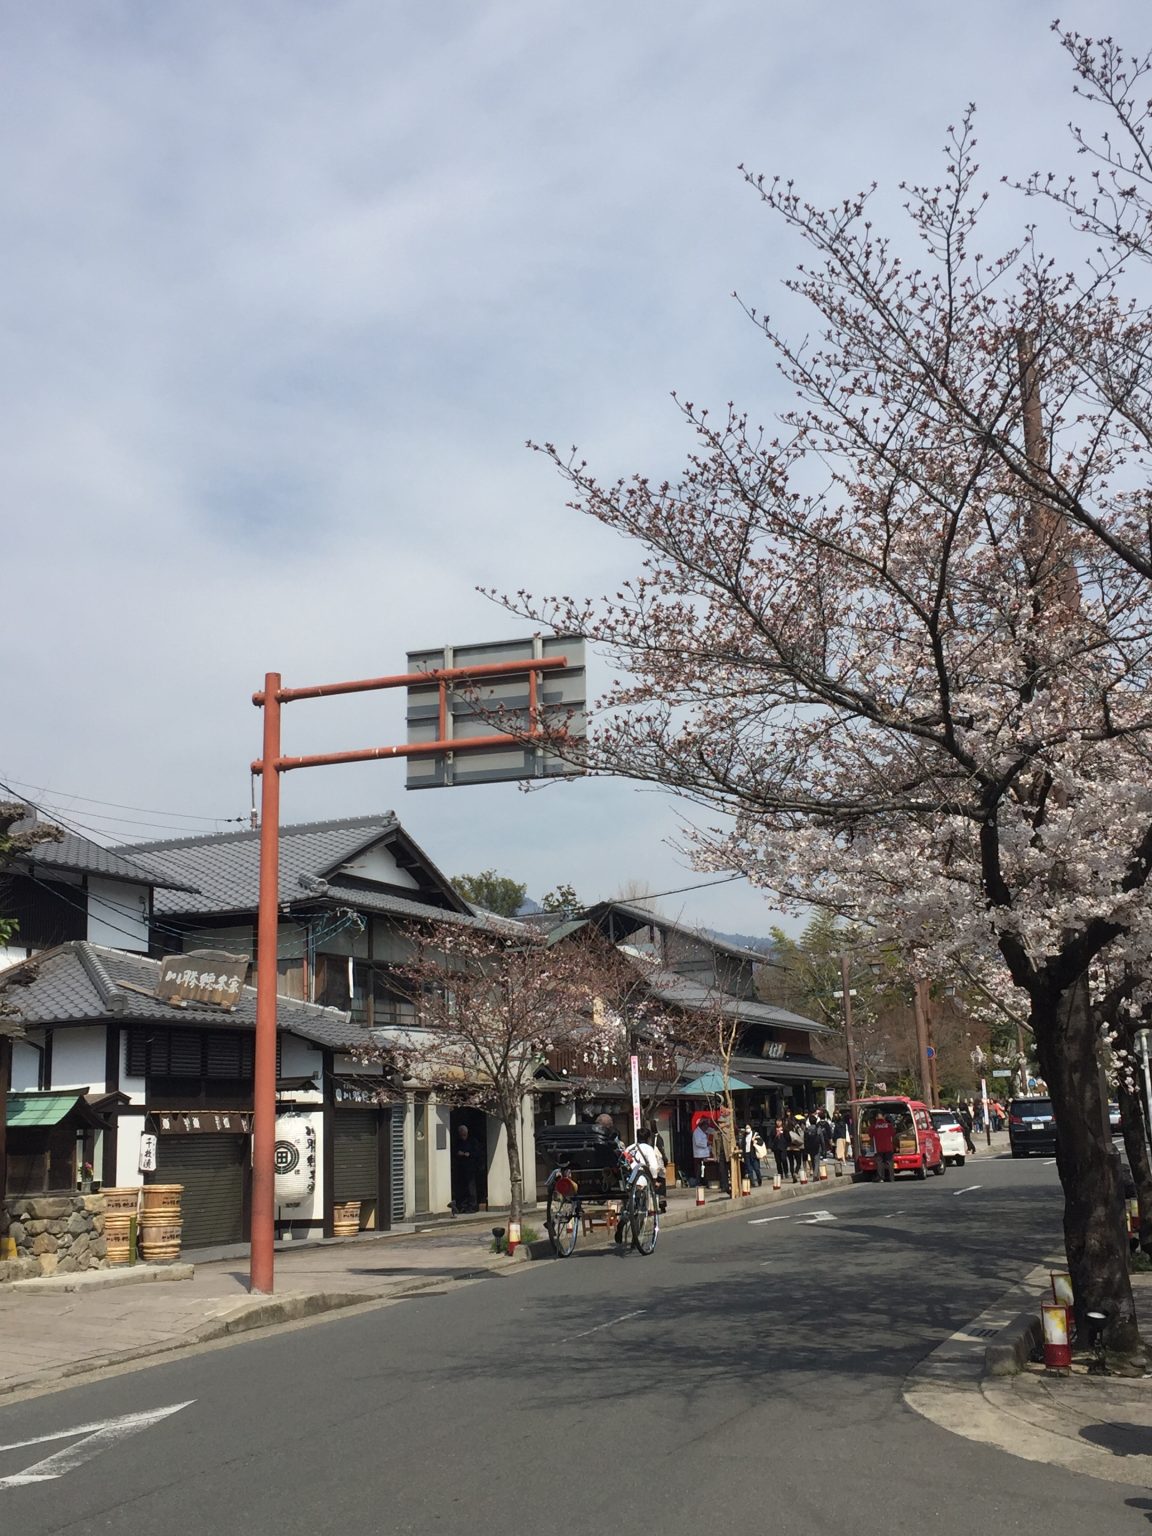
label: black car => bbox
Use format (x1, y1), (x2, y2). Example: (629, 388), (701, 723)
(1009, 1096), (1057, 1157)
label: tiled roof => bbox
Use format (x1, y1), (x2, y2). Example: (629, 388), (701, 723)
(120, 815), (407, 915)
(20, 834), (196, 891)
(0, 942), (356, 1048)
(640, 965), (830, 1034)
(582, 899), (781, 967)
(321, 884), (529, 934)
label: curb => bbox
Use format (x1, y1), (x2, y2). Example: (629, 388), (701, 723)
(985, 1310), (1042, 1376)
(11, 1263), (196, 1295)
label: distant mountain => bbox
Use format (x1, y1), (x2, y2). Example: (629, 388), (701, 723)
(706, 929), (779, 956)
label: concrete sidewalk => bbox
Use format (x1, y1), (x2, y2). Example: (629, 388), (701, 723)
(0, 1168), (856, 1401)
(906, 1255), (1152, 1488)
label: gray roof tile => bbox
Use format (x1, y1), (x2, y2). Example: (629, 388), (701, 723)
(0, 942), (356, 1048)
(22, 834), (195, 891)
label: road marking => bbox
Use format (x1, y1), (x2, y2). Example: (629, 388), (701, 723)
(0, 1402), (193, 1490)
(883, 1211), (907, 1219)
(748, 1214), (794, 1225)
(565, 1309), (646, 1342)
(953, 1185), (982, 1196)
(1044, 1159), (1057, 1166)
(797, 1210), (837, 1224)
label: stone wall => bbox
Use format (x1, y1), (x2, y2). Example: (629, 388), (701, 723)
(0, 1193), (108, 1278)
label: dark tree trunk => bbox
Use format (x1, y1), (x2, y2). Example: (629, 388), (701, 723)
(502, 1102), (523, 1232)
(1033, 981), (1142, 1363)
(1118, 1076), (1152, 1259)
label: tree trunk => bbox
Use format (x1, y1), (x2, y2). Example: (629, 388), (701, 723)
(1118, 1076), (1152, 1259)
(1033, 982), (1142, 1364)
(503, 1106), (523, 1232)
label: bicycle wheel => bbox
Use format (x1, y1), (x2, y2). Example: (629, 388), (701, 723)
(547, 1188), (580, 1257)
(630, 1181), (659, 1255)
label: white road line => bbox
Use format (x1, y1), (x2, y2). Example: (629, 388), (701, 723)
(564, 1309), (646, 1342)
(953, 1185), (982, 1196)
(1044, 1159), (1057, 1166)
(797, 1210), (837, 1224)
(0, 1402), (194, 1490)
(748, 1214), (794, 1225)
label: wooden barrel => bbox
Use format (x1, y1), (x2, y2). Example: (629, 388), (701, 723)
(332, 1201), (361, 1237)
(140, 1184), (183, 1218)
(138, 1218), (182, 1263)
(101, 1187), (141, 1216)
(103, 1211), (135, 1266)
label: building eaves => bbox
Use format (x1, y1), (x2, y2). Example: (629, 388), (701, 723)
(0, 942), (356, 1047)
(20, 834), (198, 892)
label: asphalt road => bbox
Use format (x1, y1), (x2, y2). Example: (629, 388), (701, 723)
(0, 1153), (1140, 1535)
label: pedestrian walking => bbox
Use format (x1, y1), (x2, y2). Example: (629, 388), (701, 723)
(768, 1118), (791, 1184)
(740, 1124), (763, 1187)
(956, 1102), (976, 1155)
(831, 1105), (851, 1172)
(803, 1114), (824, 1181)
(787, 1114), (804, 1181)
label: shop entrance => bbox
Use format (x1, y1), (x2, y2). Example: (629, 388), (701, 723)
(448, 1107), (488, 1213)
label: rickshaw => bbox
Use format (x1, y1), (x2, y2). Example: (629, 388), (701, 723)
(851, 1096), (945, 1180)
(535, 1122), (660, 1257)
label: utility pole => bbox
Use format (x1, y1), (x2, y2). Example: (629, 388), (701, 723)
(912, 979), (934, 1107)
(838, 955), (860, 1103)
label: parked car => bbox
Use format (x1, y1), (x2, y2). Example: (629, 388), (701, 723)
(1109, 1102), (1123, 1135)
(1008, 1096), (1057, 1157)
(930, 1109), (967, 1166)
(851, 1096), (945, 1179)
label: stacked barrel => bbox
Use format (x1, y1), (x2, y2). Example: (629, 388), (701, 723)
(138, 1185), (184, 1262)
(100, 1188), (140, 1266)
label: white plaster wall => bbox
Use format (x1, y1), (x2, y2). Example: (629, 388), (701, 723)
(115, 1113), (148, 1187)
(86, 877), (150, 952)
(10, 1036), (43, 1092)
(279, 1035), (323, 1077)
(336, 842), (420, 890)
(49, 1028), (108, 1093)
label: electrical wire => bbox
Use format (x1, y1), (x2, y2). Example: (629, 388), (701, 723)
(0, 774), (246, 825)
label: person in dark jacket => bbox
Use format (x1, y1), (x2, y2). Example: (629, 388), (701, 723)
(768, 1118), (792, 1184)
(802, 1114), (824, 1180)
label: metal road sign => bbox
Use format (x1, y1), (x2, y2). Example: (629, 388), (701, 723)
(404, 634), (585, 788)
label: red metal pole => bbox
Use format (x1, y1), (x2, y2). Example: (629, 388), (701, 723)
(271, 655), (568, 704)
(250, 672), (282, 1294)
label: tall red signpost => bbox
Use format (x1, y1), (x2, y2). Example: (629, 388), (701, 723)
(248, 648), (582, 1295)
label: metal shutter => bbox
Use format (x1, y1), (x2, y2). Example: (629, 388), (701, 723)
(391, 1110), (405, 1223)
(155, 1135), (246, 1250)
(333, 1111), (379, 1202)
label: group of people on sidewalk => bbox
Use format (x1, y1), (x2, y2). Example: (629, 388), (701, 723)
(730, 1108), (852, 1187)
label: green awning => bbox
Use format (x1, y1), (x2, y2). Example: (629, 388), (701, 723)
(677, 1070), (754, 1097)
(7, 1093), (93, 1129)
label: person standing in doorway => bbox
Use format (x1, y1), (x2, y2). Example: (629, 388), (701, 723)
(453, 1124), (480, 1213)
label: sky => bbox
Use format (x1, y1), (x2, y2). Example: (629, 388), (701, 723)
(3, 1), (1148, 938)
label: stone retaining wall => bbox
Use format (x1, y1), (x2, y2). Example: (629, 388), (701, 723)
(0, 1193), (108, 1278)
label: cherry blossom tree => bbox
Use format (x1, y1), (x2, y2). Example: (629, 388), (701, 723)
(497, 30), (1152, 1362)
(377, 922), (623, 1242)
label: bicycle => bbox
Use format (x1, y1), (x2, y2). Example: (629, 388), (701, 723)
(544, 1151), (660, 1257)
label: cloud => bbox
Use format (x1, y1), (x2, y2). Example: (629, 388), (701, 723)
(3, 0), (1146, 936)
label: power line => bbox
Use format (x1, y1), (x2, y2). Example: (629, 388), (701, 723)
(0, 774), (245, 826)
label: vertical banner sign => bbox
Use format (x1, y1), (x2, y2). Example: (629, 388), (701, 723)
(630, 1054), (642, 1141)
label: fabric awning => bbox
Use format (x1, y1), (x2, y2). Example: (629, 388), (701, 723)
(678, 1070), (754, 1097)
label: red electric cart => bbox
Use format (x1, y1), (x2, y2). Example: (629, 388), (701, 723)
(851, 1096), (945, 1180)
